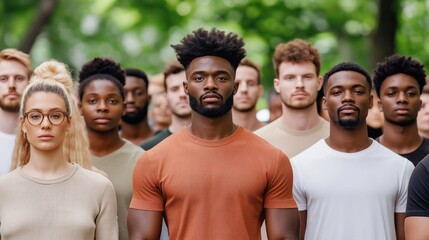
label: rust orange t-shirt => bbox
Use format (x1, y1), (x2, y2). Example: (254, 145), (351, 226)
(130, 126), (296, 240)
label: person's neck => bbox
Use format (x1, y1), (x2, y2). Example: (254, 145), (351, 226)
(279, 103), (321, 131)
(120, 119), (154, 145)
(325, 123), (372, 153)
(188, 111), (237, 140)
(169, 114), (191, 133)
(379, 121), (422, 154)
(23, 147), (73, 179)
(232, 108), (264, 132)
(88, 128), (125, 157)
(0, 109), (19, 134)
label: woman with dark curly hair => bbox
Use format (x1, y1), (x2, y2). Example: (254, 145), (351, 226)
(77, 57), (151, 240)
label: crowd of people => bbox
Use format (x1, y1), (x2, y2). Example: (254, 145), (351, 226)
(0, 27), (428, 240)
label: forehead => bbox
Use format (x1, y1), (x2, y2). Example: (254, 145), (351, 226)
(326, 71), (369, 89)
(166, 71), (186, 88)
(25, 92), (66, 111)
(381, 73), (419, 89)
(0, 60), (28, 75)
(278, 61), (317, 75)
(84, 79), (122, 95)
(125, 76), (147, 89)
(236, 65), (258, 80)
(187, 56), (234, 76)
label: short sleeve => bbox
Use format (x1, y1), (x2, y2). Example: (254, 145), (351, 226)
(129, 153), (164, 211)
(395, 161), (415, 213)
(96, 181), (119, 240)
(406, 161), (429, 217)
(291, 160), (307, 211)
(264, 151), (297, 209)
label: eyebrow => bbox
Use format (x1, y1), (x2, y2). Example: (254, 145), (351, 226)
(329, 84), (368, 89)
(85, 93), (122, 97)
(191, 70), (231, 75)
(27, 108), (65, 112)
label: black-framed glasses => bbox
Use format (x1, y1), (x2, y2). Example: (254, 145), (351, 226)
(23, 110), (68, 126)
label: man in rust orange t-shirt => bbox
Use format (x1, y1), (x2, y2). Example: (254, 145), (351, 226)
(128, 28), (299, 240)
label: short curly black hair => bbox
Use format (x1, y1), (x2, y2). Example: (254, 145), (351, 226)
(373, 54), (426, 97)
(323, 62), (372, 94)
(125, 68), (149, 91)
(171, 28), (246, 70)
(78, 57), (125, 101)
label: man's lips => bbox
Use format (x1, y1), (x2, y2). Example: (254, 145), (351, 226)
(202, 93), (221, 103)
(94, 118), (111, 124)
(339, 105), (358, 113)
(292, 91), (308, 97)
(5, 93), (19, 99)
(395, 108), (410, 114)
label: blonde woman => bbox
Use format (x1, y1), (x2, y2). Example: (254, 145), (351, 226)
(0, 60), (118, 240)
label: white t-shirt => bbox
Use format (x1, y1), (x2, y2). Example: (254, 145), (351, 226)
(0, 131), (15, 175)
(292, 139), (414, 240)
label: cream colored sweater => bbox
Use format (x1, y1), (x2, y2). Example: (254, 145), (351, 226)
(0, 164), (118, 240)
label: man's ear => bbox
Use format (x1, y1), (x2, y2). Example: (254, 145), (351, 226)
(317, 76), (323, 91)
(322, 96), (328, 110)
(233, 81), (239, 95)
(274, 78), (280, 93)
(183, 81), (189, 95)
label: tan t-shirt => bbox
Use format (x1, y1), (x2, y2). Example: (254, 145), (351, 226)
(254, 117), (330, 158)
(91, 140), (144, 240)
(0, 164), (118, 240)
(131, 127), (296, 240)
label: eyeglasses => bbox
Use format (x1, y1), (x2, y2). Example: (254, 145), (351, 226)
(24, 110), (68, 126)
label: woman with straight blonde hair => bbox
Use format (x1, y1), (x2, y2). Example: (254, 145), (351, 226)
(0, 60), (118, 240)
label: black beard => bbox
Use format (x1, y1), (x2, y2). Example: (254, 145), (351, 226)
(189, 92), (233, 118)
(336, 107), (362, 129)
(121, 103), (149, 124)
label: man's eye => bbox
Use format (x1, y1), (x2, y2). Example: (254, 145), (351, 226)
(88, 99), (97, 104)
(407, 91), (417, 96)
(194, 76), (204, 81)
(109, 99), (118, 104)
(16, 76), (26, 81)
(217, 76), (228, 81)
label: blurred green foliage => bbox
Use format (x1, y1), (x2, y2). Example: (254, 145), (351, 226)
(0, 0), (428, 94)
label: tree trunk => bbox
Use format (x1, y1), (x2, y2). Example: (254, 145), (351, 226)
(19, 0), (58, 53)
(371, 0), (398, 69)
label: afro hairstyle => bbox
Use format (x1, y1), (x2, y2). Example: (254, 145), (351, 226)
(373, 54), (426, 97)
(171, 28), (246, 70)
(78, 57), (125, 100)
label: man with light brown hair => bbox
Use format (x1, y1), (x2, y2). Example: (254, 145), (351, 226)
(0, 48), (32, 175)
(232, 59), (265, 131)
(255, 39), (329, 158)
